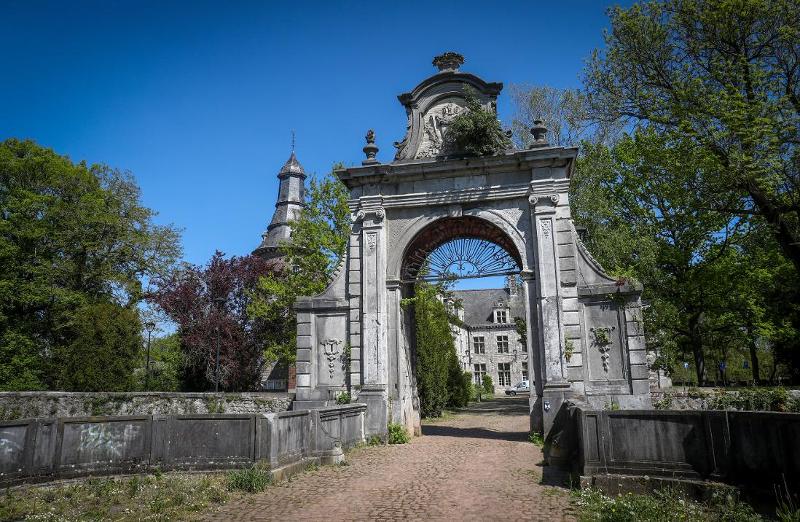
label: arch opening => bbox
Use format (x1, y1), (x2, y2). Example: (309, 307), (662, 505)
(401, 216), (523, 283)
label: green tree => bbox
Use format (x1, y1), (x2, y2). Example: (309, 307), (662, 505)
(133, 333), (185, 392)
(584, 0), (800, 271)
(249, 169), (351, 367)
(0, 138), (181, 390)
(52, 302), (142, 391)
(574, 130), (748, 385)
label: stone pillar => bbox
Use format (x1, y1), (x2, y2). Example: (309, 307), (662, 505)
(529, 193), (571, 435)
(357, 196), (389, 437)
(520, 269), (543, 433)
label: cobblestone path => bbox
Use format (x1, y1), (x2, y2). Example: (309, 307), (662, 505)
(204, 397), (575, 521)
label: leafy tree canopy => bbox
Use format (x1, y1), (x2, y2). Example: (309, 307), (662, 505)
(151, 252), (271, 391)
(0, 138), (181, 390)
(584, 0), (800, 271)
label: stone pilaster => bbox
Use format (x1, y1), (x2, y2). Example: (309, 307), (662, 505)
(529, 193), (571, 435)
(356, 196), (389, 436)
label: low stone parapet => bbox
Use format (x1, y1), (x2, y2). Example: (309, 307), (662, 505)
(0, 403), (366, 488)
(576, 408), (800, 494)
(0, 391), (293, 421)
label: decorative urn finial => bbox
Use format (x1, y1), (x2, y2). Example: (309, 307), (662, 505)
(362, 129), (379, 165)
(432, 52), (464, 72)
(530, 119), (549, 146)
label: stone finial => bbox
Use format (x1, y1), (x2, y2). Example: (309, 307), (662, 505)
(432, 52), (464, 72)
(530, 119), (549, 146)
(362, 129), (379, 165)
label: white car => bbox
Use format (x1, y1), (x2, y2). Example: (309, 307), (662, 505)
(505, 380), (530, 396)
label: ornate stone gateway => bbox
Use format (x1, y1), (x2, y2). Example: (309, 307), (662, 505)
(294, 53), (651, 437)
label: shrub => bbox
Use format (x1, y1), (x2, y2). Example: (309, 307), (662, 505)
(653, 394), (673, 410)
(405, 280), (455, 417)
(387, 423), (410, 444)
(336, 392), (351, 405)
(446, 362), (471, 408)
(706, 387), (795, 412)
(529, 431), (544, 447)
(445, 88), (512, 156)
(226, 466), (271, 493)
(481, 375), (494, 396)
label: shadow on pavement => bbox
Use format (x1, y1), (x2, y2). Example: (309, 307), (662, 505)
(421, 424), (529, 442)
(421, 396), (531, 442)
(463, 397), (531, 416)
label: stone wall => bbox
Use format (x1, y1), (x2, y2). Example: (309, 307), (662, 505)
(576, 408), (800, 494)
(650, 387), (800, 411)
(0, 403), (366, 488)
(0, 392), (293, 421)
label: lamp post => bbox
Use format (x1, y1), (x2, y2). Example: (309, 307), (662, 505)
(213, 296), (226, 393)
(144, 321), (156, 391)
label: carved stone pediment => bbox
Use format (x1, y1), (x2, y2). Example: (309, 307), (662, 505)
(393, 53), (502, 162)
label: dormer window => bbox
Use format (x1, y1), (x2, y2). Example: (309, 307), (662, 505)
(495, 309), (508, 324)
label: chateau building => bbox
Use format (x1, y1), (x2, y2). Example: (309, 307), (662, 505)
(449, 278), (529, 394)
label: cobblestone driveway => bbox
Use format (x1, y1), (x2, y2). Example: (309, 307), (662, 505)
(205, 397), (574, 521)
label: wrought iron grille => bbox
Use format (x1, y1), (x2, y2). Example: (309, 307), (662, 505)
(405, 237), (520, 281)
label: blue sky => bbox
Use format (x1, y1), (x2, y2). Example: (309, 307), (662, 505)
(1, 1), (624, 290)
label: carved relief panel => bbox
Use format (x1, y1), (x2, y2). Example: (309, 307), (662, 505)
(315, 313), (348, 387)
(582, 301), (627, 386)
(415, 96), (467, 159)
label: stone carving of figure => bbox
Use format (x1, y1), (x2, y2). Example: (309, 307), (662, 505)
(416, 101), (466, 158)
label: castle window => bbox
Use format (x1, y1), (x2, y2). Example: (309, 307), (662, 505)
(473, 364), (487, 384)
(498, 363), (511, 386)
(497, 335), (509, 353)
(495, 310), (508, 324)
(473, 336), (485, 354)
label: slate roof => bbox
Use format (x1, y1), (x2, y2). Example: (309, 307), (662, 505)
(451, 288), (525, 327)
(254, 151), (306, 259)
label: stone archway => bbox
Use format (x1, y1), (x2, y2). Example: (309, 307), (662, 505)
(293, 53), (652, 439)
(392, 215), (528, 434)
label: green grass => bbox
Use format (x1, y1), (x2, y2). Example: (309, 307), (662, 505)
(225, 465), (271, 493)
(571, 487), (762, 522)
(0, 472), (231, 521)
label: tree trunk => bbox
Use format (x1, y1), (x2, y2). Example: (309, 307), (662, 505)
(688, 313), (705, 386)
(747, 324), (760, 384)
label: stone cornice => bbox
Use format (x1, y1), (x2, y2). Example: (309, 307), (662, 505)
(336, 147), (578, 189)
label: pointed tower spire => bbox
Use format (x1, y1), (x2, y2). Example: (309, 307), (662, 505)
(253, 148), (306, 261)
